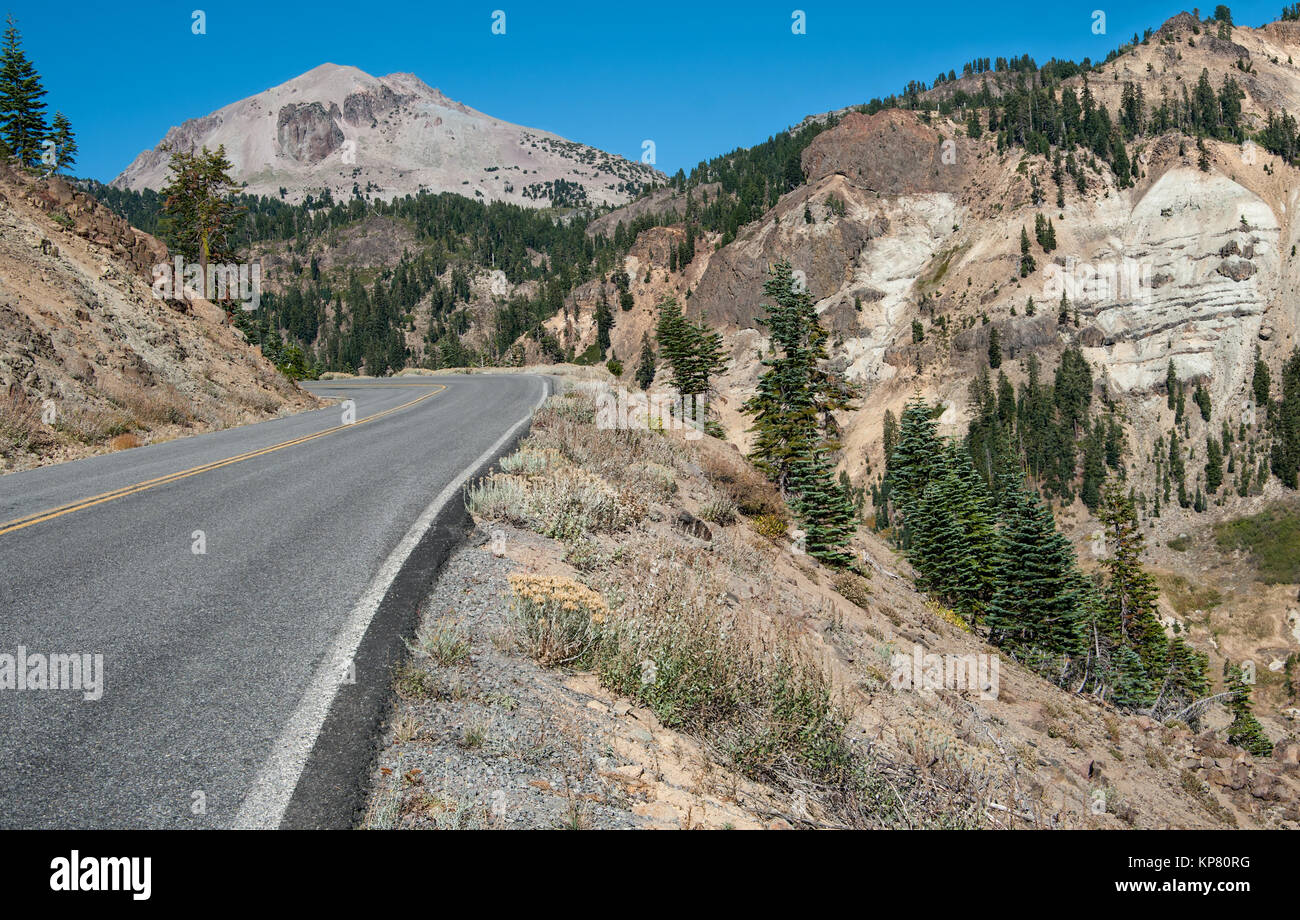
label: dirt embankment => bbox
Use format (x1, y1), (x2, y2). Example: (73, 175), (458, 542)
(364, 379), (1299, 829)
(0, 165), (317, 473)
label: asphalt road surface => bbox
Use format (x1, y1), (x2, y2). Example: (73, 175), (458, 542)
(0, 373), (547, 828)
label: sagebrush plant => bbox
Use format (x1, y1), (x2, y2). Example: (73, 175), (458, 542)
(498, 446), (564, 475)
(467, 466), (644, 540)
(508, 573), (609, 667)
(699, 489), (738, 525)
(529, 391), (685, 493)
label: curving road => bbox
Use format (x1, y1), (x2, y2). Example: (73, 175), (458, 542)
(0, 373), (547, 829)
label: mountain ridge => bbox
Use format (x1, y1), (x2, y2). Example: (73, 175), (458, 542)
(113, 63), (661, 209)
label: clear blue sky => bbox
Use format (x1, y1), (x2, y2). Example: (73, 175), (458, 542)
(5, 0), (1287, 183)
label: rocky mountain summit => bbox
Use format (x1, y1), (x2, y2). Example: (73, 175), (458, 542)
(113, 63), (661, 208)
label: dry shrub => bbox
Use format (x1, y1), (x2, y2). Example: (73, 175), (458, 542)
(508, 573), (609, 667)
(833, 570), (872, 609)
(103, 380), (194, 429)
(0, 392), (54, 455)
(467, 466), (645, 540)
(701, 448), (784, 518)
(108, 433), (141, 451)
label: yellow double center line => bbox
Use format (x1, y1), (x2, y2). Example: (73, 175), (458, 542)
(0, 384), (446, 538)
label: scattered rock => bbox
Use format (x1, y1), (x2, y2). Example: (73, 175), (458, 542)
(674, 509), (713, 542)
(1216, 258), (1256, 281)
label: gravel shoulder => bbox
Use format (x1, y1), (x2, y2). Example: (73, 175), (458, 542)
(361, 524), (767, 830)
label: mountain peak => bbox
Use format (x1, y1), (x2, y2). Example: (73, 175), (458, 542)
(113, 63), (660, 208)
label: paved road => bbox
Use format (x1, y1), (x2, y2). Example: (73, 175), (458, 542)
(0, 373), (547, 828)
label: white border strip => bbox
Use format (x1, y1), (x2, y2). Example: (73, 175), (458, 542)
(232, 375), (549, 829)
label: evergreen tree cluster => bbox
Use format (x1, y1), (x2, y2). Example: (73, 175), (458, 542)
(962, 349), (1121, 509)
(0, 16), (75, 172)
(92, 161), (659, 374)
(882, 398), (1211, 719)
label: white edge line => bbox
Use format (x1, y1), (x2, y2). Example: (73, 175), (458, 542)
(231, 375), (550, 829)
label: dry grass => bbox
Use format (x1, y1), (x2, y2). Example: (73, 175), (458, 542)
(699, 489), (738, 525)
(54, 405), (135, 445)
(701, 448), (785, 518)
(407, 618), (471, 667)
(0, 392), (53, 455)
(102, 380), (195, 429)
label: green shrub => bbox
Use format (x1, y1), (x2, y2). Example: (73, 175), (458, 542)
(1214, 505), (1300, 583)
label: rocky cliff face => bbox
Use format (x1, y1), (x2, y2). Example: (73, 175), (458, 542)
(276, 102), (346, 164)
(114, 63), (661, 208)
(669, 20), (1300, 460)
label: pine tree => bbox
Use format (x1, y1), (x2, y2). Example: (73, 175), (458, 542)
(1168, 429), (1189, 507)
(987, 326), (1002, 369)
(159, 145), (244, 283)
(1225, 662), (1273, 757)
(47, 110), (75, 172)
(1080, 420), (1106, 511)
(882, 409), (898, 466)
(743, 260), (834, 490)
(1193, 381), (1212, 422)
(654, 296), (724, 423)
(1019, 226), (1036, 276)
(655, 296), (690, 378)
(1097, 482), (1167, 683)
(594, 291), (613, 357)
(1270, 349), (1300, 489)
(986, 485), (1086, 659)
(634, 333), (656, 390)
(0, 16), (48, 167)
(1112, 645), (1157, 709)
(1252, 351), (1271, 409)
(1157, 636), (1211, 718)
(790, 449), (858, 568)
(743, 260), (858, 565)
(886, 397), (943, 523)
(1205, 436), (1224, 494)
